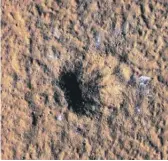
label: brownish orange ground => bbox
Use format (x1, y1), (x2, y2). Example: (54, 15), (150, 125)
(1, 0), (168, 159)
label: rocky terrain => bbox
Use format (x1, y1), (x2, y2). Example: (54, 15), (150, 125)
(1, 0), (168, 159)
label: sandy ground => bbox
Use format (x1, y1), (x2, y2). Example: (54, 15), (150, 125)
(1, 0), (168, 159)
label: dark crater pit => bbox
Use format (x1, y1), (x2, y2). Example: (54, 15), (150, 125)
(59, 71), (85, 115)
(59, 70), (101, 116)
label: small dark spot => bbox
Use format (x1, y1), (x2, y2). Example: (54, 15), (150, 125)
(13, 73), (18, 87)
(52, 46), (60, 59)
(41, 93), (49, 104)
(32, 112), (38, 126)
(128, 74), (136, 86)
(83, 45), (89, 52)
(145, 154), (150, 160)
(25, 92), (35, 108)
(113, 65), (120, 75)
(29, 38), (33, 54)
(27, 81), (32, 89)
(26, 57), (33, 72)
(157, 75), (165, 83)
(138, 29), (143, 36)
(149, 3), (154, 12)
(154, 39), (157, 44)
(36, 59), (49, 73)
(119, 53), (128, 63)
(126, 4), (131, 10)
(43, 34), (51, 40)
(160, 152), (163, 160)
(53, 91), (62, 105)
(105, 43), (116, 56)
(56, 0), (62, 6)
(77, 127), (82, 132)
(36, 4), (43, 16)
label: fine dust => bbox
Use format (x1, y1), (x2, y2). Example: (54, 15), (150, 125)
(1, 0), (168, 159)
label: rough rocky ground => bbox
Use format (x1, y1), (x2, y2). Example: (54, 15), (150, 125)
(1, 0), (168, 159)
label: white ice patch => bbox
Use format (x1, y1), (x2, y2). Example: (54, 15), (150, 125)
(139, 76), (151, 84)
(53, 27), (61, 39)
(95, 33), (101, 49)
(57, 114), (63, 121)
(134, 76), (152, 113)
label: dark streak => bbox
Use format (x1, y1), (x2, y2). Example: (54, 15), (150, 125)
(32, 112), (38, 126)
